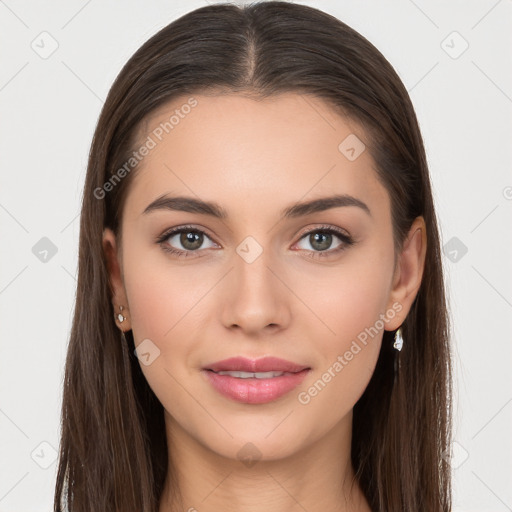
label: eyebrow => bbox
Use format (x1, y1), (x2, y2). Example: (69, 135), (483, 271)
(141, 193), (371, 219)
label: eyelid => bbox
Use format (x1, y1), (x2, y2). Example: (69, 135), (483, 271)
(294, 223), (352, 241)
(156, 223), (215, 241)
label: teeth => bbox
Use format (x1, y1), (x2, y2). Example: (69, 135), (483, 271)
(215, 370), (288, 379)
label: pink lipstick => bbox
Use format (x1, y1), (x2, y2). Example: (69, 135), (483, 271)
(202, 356), (311, 404)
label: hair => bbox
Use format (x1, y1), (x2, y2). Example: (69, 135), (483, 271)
(54, 2), (453, 511)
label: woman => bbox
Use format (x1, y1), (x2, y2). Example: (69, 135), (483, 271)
(54, 2), (452, 511)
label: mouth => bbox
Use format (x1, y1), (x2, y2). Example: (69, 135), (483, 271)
(201, 357), (311, 404)
(206, 370), (301, 379)
(203, 356), (310, 374)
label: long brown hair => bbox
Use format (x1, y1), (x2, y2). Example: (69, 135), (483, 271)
(54, 2), (452, 510)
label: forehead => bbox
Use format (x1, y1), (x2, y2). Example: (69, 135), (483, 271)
(123, 92), (389, 222)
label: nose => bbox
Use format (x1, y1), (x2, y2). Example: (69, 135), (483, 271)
(220, 243), (291, 336)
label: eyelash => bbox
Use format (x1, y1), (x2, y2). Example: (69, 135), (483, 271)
(156, 224), (355, 260)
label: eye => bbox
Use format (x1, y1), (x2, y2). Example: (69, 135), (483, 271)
(156, 225), (218, 258)
(294, 225), (355, 259)
(156, 224), (355, 259)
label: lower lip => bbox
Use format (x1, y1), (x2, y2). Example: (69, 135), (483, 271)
(202, 369), (310, 404)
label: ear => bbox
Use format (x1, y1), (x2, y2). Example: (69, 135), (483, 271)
(385, 216), (427, 330)
(102, 227), (131, 331)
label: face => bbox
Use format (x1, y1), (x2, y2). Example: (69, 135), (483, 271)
(103, 92), (425, 463)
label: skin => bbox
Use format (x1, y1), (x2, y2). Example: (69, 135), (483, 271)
(103, 92), (427, 512)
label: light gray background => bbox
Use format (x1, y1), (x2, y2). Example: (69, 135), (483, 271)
(1, 1), (511, 510)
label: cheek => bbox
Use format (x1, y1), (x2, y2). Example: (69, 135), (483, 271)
(123, 246), (210, 340)
(122, 251), (217, 389)
(294, 286), (385, 431)
(125, 267), (173, 341)
(121, 255), (204, 421)
(299, 254), (393, 351)
(293, 251), (393, 412)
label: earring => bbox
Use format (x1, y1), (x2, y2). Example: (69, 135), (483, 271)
(393, 327), (403, 351)
(116, 305), (126, 323)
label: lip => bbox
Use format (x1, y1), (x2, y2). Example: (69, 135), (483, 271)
(202, 357), (311, 404)
(204, 356), (310, 373)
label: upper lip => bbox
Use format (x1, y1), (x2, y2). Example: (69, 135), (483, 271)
(204, 356), (310, 373)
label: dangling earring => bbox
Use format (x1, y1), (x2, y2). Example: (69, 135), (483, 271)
(116, 305), (126, 323)
(393, 326), (403, 378)
(393, 326), (403, 351)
